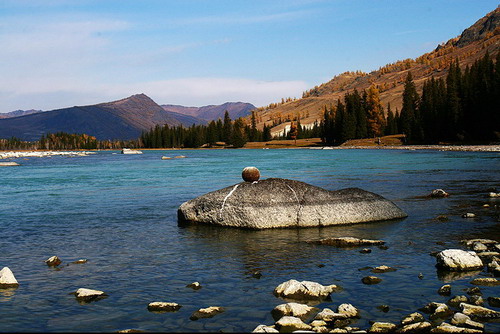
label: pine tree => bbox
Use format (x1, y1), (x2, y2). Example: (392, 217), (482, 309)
(399, 72), (420, 142)
(365, 85), (386, 137)
(222, 111), (232, 145)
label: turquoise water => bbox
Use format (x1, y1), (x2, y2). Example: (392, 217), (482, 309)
(0, 149), (499, 332)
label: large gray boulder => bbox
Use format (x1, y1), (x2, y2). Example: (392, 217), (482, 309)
(178, 178), (407, 229)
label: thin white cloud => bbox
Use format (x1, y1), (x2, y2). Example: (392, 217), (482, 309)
(169, 9), (316, 26)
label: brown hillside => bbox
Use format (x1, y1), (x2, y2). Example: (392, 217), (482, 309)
(251, 7), (500, 137)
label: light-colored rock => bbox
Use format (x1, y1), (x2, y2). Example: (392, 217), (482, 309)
(308, 237), (385, 247)
(438, 284), (452, 296)
(401, 312), (424, 326)
(448, 295), (469, 307)
(190, 306), (224, 320)
(161, 156), (171, 160)
(274, 279), (338, 300)
(329, 329), (348, 333)
(462, 239), (498, 247)
(430, 303), (453, 320)
(74, 288), (107, 301)
(368, 322), (397, 333)
(186, 281), (202, 290)
(397, 321), (432, 333)
(471, 242), (488, 252)
(488, 192), (500, 198)
(430, 322), (482, 333)
(45, 256), (62, 266)
(252, 325), (279, 333)
(460, 302), (500, 319)
(310, 320), (327, 327)
(0, 161), (19, 166)
(462, 213), (476, 218)
(430, 189), (449, 198)
(468, 295), (483, 306)
(312, 326), (330, 333)
(71, 259), (88, 264)
(147, 302), (181, 312)
(436, 249), (483, 271)
(0, 267), (19, 287)
(450, 313), (484, 330)
(314, 308), (348, 321)
(271, 302), (319, 320)
(337, 303), (360, 318)
(371, 265), (396, 273)
(121, 148), (143, 154)
(275, 316), (312, 332)
(178, 178), (407, 229)
(470, 277), (500, 286)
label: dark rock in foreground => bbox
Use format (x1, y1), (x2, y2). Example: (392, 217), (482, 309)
(178, 178), (407, 229)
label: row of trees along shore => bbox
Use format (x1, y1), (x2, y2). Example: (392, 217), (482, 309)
(0, 52), (497, 150)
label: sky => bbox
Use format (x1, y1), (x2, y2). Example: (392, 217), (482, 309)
(0, 0), (498, 112)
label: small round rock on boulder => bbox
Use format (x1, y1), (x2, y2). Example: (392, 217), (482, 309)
(242, 166), (260, 182)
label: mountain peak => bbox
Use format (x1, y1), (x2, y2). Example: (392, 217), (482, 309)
(454, 6), (499, 47)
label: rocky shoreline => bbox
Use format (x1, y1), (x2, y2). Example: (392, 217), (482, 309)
(0, 151), (96, 160)
(2, 237), (499, 333)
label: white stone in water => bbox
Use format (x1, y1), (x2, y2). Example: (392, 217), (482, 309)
(462, 213), (476, 218)
(74, 288), (106, 300)
(147, 302), (181, 312)
(45, 256), (62, 266)
(186, 281), (201, 289)
(0, 267), (19, 287)
(489, 192), (500, 198)
(274, 279), (337, 300)
(432, 322), (482, 333)
(436, 249), (483, 271)
(470, 277), (500, 286)
(451, 313), (484, 330)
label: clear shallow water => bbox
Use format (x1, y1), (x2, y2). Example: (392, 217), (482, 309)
(0, 149), (499, 332)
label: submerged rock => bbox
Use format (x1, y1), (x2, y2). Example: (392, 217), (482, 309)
(0, 161), (20, 166)
(0, 267), (19, 288)
(314, 308), (349, 322)
(470, 277), (500, 286)
(372, 265), (396, 273)
(430, 189), (449, 198)
(397, 321), (432, 333)
(274, 279), (338, 301)
(362, 276), (382, 285)
(178, 178), (407, 229)
(436, 249), (483, 271)
(308, 237), (385, 247)
(450, 312), (484, 331)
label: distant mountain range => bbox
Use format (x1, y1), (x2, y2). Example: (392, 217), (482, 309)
(0, 95), (255, 141)
(161, 102), (256, 122)
(0, 109), (43, 119)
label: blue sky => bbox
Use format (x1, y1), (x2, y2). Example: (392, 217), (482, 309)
(0, 0), (498, 112)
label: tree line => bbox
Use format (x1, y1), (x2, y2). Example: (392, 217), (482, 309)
(321, 52), (499, 145)
(140, 111), (272, 148)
